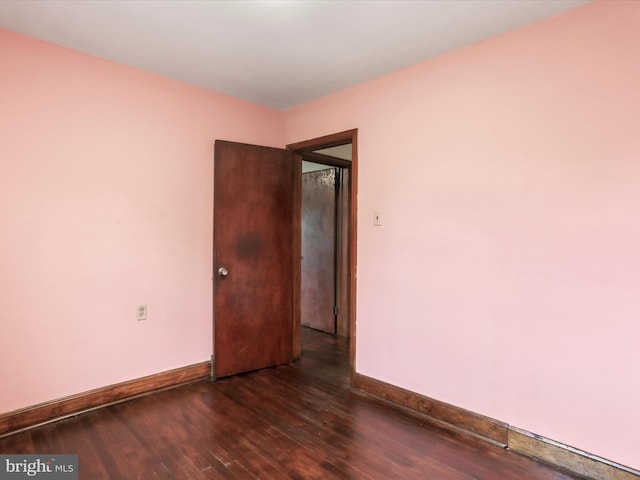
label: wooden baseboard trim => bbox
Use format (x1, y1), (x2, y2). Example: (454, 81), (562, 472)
(508, 427), (640, 480)
(352, 373), (509, 446)
(0, 361), (211, 437)
(352, 373), (639, 480)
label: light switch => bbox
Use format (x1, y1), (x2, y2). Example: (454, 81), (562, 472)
(373, 210), (382, 226)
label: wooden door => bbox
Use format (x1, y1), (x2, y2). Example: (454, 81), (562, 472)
(301, 168), (337, 334)
(214, 140), (299, 378)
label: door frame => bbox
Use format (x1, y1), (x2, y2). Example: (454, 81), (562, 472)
(287, 129), (358, 382)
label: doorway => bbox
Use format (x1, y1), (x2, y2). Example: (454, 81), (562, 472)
(212, 131), (357, 381)
(288, 130), (357, 379)
(301, 158), (349, 336)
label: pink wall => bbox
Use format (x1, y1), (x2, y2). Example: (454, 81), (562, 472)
(285, 1), (640, 470)
(0, 30), (283, 412)
(2, 0), (639, 472)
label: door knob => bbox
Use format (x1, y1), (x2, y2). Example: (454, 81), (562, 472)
(217, 267), (228, 277)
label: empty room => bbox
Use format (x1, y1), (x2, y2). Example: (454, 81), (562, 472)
(1, 1), (638, 479)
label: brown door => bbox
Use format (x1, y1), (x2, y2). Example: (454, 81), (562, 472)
(214, 140), (299, 378)
(301, 168), (337, 333)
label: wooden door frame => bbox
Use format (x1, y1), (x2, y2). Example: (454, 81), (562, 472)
(287, 129), (358, 382)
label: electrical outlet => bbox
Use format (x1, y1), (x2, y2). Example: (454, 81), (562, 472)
(137, 304), (147, 321)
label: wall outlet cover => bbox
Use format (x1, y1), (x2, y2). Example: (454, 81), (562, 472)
(137, 304), (147, 321)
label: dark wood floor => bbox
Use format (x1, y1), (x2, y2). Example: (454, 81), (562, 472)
(0, 328), (583, 479)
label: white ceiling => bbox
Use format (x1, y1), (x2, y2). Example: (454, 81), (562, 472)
(0, 0), (588, 110)
(314, 145), (352, 161)
(304, 145), (352, 173)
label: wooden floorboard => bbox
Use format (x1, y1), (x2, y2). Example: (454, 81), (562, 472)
(0, 327), (584, 479)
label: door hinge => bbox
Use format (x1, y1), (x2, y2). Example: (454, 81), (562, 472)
(333, 306), (339, 316)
